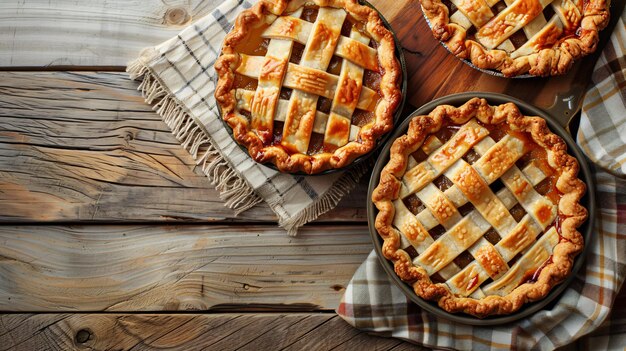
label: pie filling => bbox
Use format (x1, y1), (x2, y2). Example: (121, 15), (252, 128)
(393, 119), (565, 298)
(441, 0), (585, 58)
(232, 5), (384, 156)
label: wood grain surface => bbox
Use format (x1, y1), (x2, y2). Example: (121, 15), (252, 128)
(0, 313), (424, 351)
(0, 0), (221, 67)
(0, 71), (367, 223)
(1, 310), (624, 351)
(0, 224), (369, 311)
(0, 0), (624, 350)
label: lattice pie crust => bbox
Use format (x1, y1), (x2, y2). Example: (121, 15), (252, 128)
(215, 0), (402, 174)
(420, 0), (610, 76)
(373, 98), (587, 317)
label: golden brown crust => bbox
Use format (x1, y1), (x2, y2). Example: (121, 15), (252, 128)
(419, 0), (611, 77)
(373, 98), (588, 317)
(215, 0), (402, 174)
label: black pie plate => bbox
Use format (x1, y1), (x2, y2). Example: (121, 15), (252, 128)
(367, 92), (596, 326)
(216, 0), (407, 176)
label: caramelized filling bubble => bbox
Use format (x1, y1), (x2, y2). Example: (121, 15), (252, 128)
(352, 110), (375, 128)
(363, 70), (382, 91)
(307, 133), (325, 155)
(234, 73), (258, 91)
(453, 251), (475, 269)
(234, 26), (271, 56)
(429, 225), (446, 240)
(302, 5), (318, 22)
(403, 194), (426, 214)
(484, 228), (501, 245)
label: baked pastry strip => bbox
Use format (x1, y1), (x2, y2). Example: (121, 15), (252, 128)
(413, 211), (491, 276)
(236, 56), (378, 111)
(393, 199), (469, 280)
(400, 120), (490, 197)
(509, 0), (583, 58)
(441, 134), (556, 296)
(250, 41), (297, 143)
(475, 0), (554, 49)
(448, 0), (518, 52)
(263, 14), (311, 44)
(475, 0), (583, 54)
(235, 89), (360, 140)
(324, 28), (370, 148)
(450, 0), (494, 28)
(482, 227), (560, 296)
(448, 215), (542, 296)
(511, 16), (562, 58)
(247, 8), (304, 144)
(393, 200), (434, 253)
(472, 137), (557, 229)
(446, 159), (518, 233)
(397, 127), (551, 236)
(264, 14), (379, 70)
(415, 184), (464, 229)
(281, 8), (345, 153)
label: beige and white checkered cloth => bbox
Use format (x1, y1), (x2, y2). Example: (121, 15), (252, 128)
(128, 0), (366, 236)
(338, 9), (626, 351)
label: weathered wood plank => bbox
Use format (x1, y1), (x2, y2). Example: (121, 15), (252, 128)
(3, 311), (624, 351)
(0, 0), (221, 67)
(0, 224), (370, 311)
(280, 313), (405, 351)
(0, 314), (420, 351)
(0, 71), (367, 223)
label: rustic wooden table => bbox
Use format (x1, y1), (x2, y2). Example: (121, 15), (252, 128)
(0, 1), (624, 350)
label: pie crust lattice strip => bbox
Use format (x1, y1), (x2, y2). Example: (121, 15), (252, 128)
(215, 0), (402, 174)
(420, 0), (610, 76)
(373, 98), (588, 317)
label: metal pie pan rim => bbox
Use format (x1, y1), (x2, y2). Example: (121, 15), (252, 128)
(366, 92), (596, 326)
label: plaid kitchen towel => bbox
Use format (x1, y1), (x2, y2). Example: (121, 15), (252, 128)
(127, 0), (366, 236)
(337, 9), (626, 351)
(577, 9), (626, 178)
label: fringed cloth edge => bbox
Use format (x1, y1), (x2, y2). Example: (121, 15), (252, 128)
(127, 55), (367, 235)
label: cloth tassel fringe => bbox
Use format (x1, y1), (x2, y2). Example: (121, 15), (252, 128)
(127, 58), (263, 215)
(128, 58), (365, 235)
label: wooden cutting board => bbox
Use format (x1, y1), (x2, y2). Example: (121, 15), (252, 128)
(369, 0), (625, 130)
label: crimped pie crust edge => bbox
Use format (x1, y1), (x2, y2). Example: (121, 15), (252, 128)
(419, 0), (611, 77)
